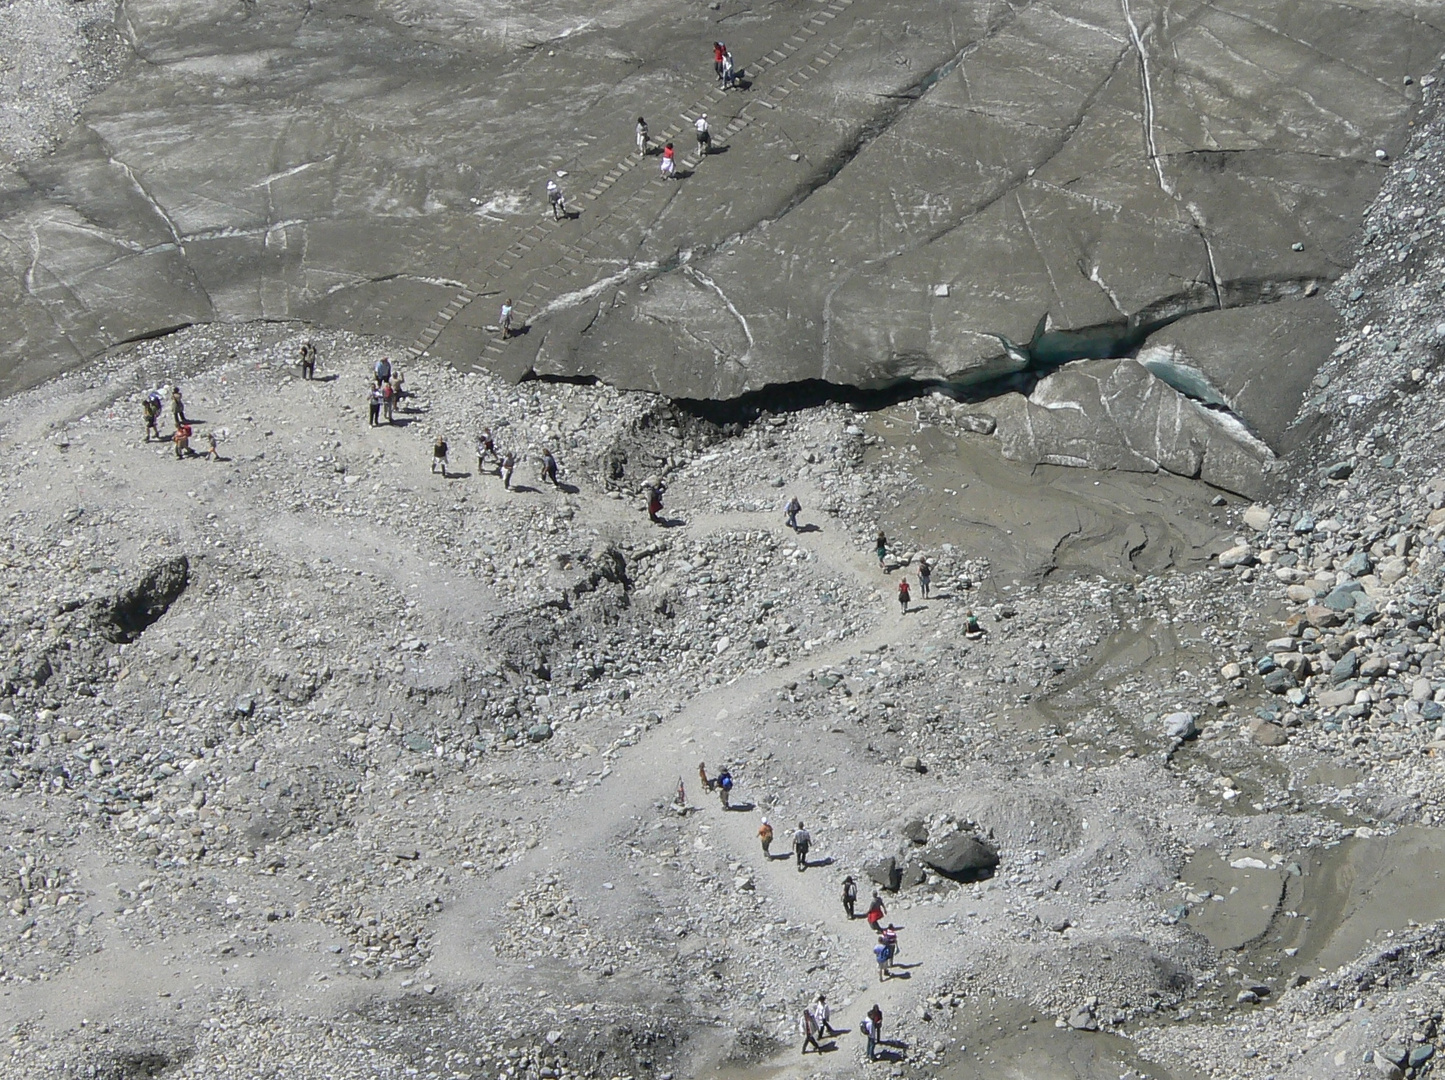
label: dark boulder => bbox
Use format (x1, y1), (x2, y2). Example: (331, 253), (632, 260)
(864, 855), (901, 892)
(921, 832), (999, 882)
(93, 555), (190, 643)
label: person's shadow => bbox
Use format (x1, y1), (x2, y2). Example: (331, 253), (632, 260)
(795, 523), (821, 534)
(725, 800), (756, 813)
(446, 470), (472, 480)
(873, 1044), (907, 1062)
(556, 481), (580, 494)
(800, 856), (836, 870)
(767, 851), (791, 861)
(509, 483), (539, 494)
(656, 515), (686, 528)
(315, 374), (340, 383)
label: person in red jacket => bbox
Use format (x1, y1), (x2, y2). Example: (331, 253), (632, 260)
(897, 577), (911, 614)
(661, 142), (676, 180)
(713, 41), (726, 80)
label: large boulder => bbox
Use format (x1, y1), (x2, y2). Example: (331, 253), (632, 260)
(921, 832), (999, 882)
(864, 855), (902, 892)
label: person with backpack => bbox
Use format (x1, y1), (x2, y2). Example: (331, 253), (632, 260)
(373, 357), (391, 387)
(477, 429), (498, 474)
(546, 180), (567, 220)
(721, 48), (736, 89)
(758, 817), (774, 857)
(646, 480), (666, 523)
(500, 299), (514, 339)
(875, 530), (887, 568)
(800, 1007), (822, 1054)
(793, 822), (811, 872)
(897, 577), (910, 614)
(142, 392), (162, 442)
(172, 422), (193, 459)
(380, 379), (395, 423)
(873, 939), (891, 981)
(635, 117), (649, 156)
(917, 556), (932, 599)
(841, 875), (858, 919)
(299, 340), (317, 379)
(694, 114), (711, 156)
(716, 766), (733, 809)
(863, 1003), (883, 1059)
(784, 494), (802, 531)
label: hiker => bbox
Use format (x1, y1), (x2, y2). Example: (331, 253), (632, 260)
(697, 761), (714, 792)
(661, 142), (676, 180)
(811, 995), (841, 1038)
(758, 818), (774, 857)
(389, 368), (405, 401)
(864, 1003), (883, 1059)
(842, 875), (858, 919)
(373, 356), (391, 387)
(964, 611), (984, 638)
(713, 41), (726, 80)
(500, 299), (514, 339)
(875, 530), (887, 568)
(501, 452), (515, 490)
(646, 480), (666, 523)
(367, 386), (382, 427)
(793, 822), (811, 872)
(874, 940), (891, 981)
(540, 448), (560, 487)
(865, 892), (887, 932)
(172, 422), (193, 459)
(380, 379), (395, 423)
(897, 577), (910, 614)
(142, 392), (162, 442)
(675, 778), (687, 809)
(860, 1012), (877, 1060)
(204, 431), (220, 461)
(784, 494), (802, 531)
(635, 116), (649, 155)
(477, 429), (498, 473)
(299, 340), (317, 379)
(721, 48), (736, 89)
(716, 766), (733, 809)
(879, 923), (899, 964)
(917, 556), (932, 599)
(694, 113), (711, 156)
(800, 1008), (822, 1054)
(170, 386), (188, 426)
(432, 435), (449, 476)
(546, 179), (566, 220)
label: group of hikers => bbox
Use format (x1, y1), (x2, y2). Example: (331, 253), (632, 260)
(690, 763), (906, 1059)
(142, 383), (218, 461)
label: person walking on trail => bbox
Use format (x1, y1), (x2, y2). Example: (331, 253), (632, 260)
(860, 1012), (877, 1060)
(897, 577), (911, 614)
(875, 530), (887, 568)
(717, 766), (733, 809)
(800, 1007), (822, 1054)
(842, 875), (858, 919)
(646, 480), (666, 523)
(874, 939), (892, 981)
(758, 817), (774, 858)
(546, 179), (567, 220)
(721, 48), (736, 90)
(713, 41), (726, 80)
(879, 923), (899, 964)
(793, 822), (811, 872)
(540, 448), (560, 487)
(381, 379), (396, 423)
(172, 422), (193, 459)
(864, 1003), (883, 1059)
(170, 386), (188, 426)
(142, 392), (162, 442)
(784, 494), (802, 532)
(865, 892), (887, 932)
(367, 386), (382, 427)
(477, 429), (497, 474)
(432, 435), (449, 477)
(675, 778), (687, 809)
(299, 340), (317, 380)
(373, 356), (391, 387)
(635, 117), (649, 156)
(917, 556), (932, 599)
(501, 451), (515, 490)
(694, 114), (711, 156)
(204, 431), (220, 461)
(661, 142), (676, 180)
(500, 299), (514, 339)
(811, 995), (841, 1038)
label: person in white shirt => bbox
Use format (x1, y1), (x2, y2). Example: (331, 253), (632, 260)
(695, 114), (711, 156)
